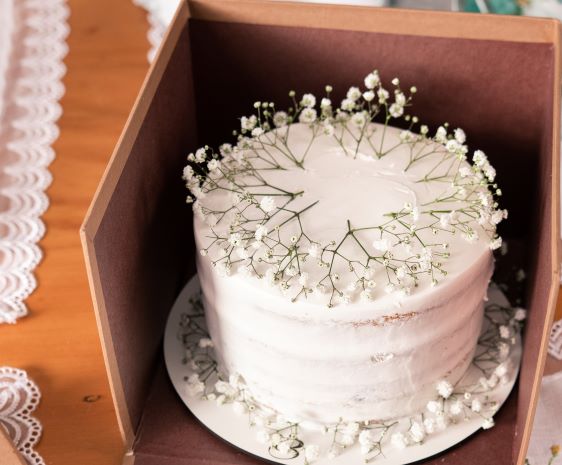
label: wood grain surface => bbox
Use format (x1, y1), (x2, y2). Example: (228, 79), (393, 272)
(0, 1), (560, 464)
(0, 1), (149, 463)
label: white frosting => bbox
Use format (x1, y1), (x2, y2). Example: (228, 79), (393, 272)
(194, 122), (494, 423)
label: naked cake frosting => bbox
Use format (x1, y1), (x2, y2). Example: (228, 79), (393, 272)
(184, 71), (507, 425)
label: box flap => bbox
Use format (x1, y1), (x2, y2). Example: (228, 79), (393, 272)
(81, 3), (195, 447)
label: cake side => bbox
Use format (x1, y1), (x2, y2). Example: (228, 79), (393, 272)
(197, 243), (492, 423)
(192, 120), (495, 423)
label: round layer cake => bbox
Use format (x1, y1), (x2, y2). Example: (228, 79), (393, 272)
(187, 84), (504, 425)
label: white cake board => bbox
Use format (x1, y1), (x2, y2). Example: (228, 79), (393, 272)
(164, 276), (521, 465)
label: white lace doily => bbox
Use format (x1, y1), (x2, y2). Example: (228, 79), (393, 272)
(0, 367), (43, 465)
(133, 0), (179, 62)
(549, 319), (562, 360)
(0, 0), (69, 324)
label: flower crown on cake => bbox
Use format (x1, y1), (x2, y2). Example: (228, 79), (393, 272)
(183, 71), (507, 307)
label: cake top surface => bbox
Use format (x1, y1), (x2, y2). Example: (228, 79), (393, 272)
(186, 72), (506, 308)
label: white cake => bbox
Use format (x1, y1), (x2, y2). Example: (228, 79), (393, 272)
(185, 77), (505, 425)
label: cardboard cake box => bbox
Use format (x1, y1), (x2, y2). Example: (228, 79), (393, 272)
(81, 1), (561, 464)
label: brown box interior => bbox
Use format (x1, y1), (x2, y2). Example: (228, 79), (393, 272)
(82, 2), (560, 464)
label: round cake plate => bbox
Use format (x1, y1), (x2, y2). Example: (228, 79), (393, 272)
(164, 276), (522, 465)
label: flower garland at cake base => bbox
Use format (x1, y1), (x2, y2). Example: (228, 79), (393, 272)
(176, 291), (525, 464)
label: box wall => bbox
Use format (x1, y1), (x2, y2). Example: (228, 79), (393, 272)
(189, 20), (551, 239)
(515, 75), (560, 461)
(91, 22), (197, 436)
(132, 18), (558, 465)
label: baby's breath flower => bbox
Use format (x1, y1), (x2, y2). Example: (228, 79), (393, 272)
(449, 400), (463, 416)
(471, 398), (482, 413)
(373, 237), (391, 252)
(240, 115), (257, 131)
(340, 98), (356, 111)
(259, 196), (276, 213)
(462, 230), (479, 243)
(484, 164), (496, 181)
(229, 233), (242, 247)
(198, 338), (213, 349)
(409, 421), (425, 443)
(435, 126), (447, 143)
(346, 86), (362, 101)
(389, 103), (404, 118)
(495, 361), (510, 377)
(487, 373), (499, 388)
(340, 293), (351, 304)
(364, 70), (380, 89)
(323, 122), (335, 136)
(255, 224), (268, 242)
(195, 147), (207, 163)
(232, 401), (247, 415)
(360, 289), (372, 302)
(394, 91), (406, 106)
(400, 130), (414, 142)
(439, 214), (451, 228)
(251, 127), (264, 137)
(377, 87), (389, 104)
(304, 444), (320, 462)
(186, 71), (506, 310)
(186, 374), (205, 397)
(423, 418), (436, 434)
(207, 159), (220, 172)
(301, 93), (316, 108)
(514, 308), (527, 321)
(182, 165), (194, 181)
(299, 107), (317, 124)
(308, 243), (320, 258)
(436, 379), (454, 398)
(236, 247), (249, 260)
(363, 90), (375, 102)
(499, 325), (511, 339)
(327, 446), (340, 459)
(272, 111), (288, 128)
(358, 430), (374, 446)
(335, 109), (350, 122)
(298, 272), (309, 287)
(219, 143), (232, 156)
(473, 149), (488, 167)
(351, 111), (368, 128)
(482, 417), (495, 430)
(489, 237), (502, 250)
(390, 432), (408, 449)
(454, 128), (466, 144)
(385, 283), (395, 294)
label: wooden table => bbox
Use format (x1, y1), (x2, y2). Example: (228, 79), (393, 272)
(0, 2), (561, 464)
(0, 1), (149, 463)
